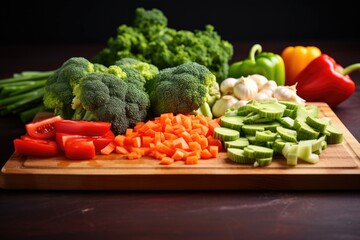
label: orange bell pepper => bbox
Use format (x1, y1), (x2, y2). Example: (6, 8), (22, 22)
(281, 46), (321, 85)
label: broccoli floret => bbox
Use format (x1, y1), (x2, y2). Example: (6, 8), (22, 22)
(72, 70), (150, 135)
(43, 57), (97, 118)
(92, 8), (233, 81)
(145, 62), (216, 117)
(44, 56), (153, 135)
(133, 7), (168, 40)
(115, 57), (159, 81)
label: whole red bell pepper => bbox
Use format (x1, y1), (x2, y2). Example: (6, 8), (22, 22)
(295, 54), (360, 108)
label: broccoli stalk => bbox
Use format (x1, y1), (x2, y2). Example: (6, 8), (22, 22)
(0, 71), (54, 122)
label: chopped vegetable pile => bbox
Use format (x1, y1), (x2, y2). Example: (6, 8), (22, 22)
(2, 6), (358, 167)
(217, 99), (343, 167)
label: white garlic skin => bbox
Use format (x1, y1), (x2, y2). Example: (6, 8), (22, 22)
(212, 95), (239, 118)
(233, 76), (258, 100)
(220, 77), (239, 95)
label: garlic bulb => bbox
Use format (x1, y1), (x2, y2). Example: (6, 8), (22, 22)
(220, 77), (239, 95)
(273, 83), (306, 103)
(262, 80), (278, 92)
(249, 74), (268, 90)
(233, 76), (258, 100)
(212, 95), (239, 118)
(254, 92), (274, 101)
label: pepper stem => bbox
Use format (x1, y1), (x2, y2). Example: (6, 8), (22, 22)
(249, 44), (262, 62)
(341, 63), (360, 76)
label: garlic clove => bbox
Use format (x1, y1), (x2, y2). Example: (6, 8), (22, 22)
(220, 77), (239, 95)
(249, 74), (268, 90)
(233, 76), (258, 100)
(212, 95), (239, 118)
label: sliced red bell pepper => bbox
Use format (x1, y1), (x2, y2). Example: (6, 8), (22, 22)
(295, 54), (360, 108)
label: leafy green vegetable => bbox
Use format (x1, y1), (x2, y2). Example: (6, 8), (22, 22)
(92, 7), (233, 81)
(0, 71), (54, 122)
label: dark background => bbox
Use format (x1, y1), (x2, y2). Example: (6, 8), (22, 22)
(1, 0), (359, 45)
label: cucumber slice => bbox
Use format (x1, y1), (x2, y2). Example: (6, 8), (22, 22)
(306, 116), (331, 133)
(254, 157), (273, 167)
(242, 125), (265, 136)
(294, 119), (320, 140)
(297, 142), (312, 160)
(220, 115), (244, 131)
(227, 148), (255, 164)
(325, 125), (343, 144)
(224, 137), (249, 149)
(255, 130), (277, 142)
(276, 126), (298, 143)
(249, 100), (286, 120)
(278, 117), (295, 129)
(244, 145), (273, 159)
(282, 144), (298, 166)
(302, 153), (320, 164)
(278, 100), (301, 110)
(213, 127), (240, 141)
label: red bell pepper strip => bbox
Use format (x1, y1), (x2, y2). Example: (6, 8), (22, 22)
(295, 54), (360, 108)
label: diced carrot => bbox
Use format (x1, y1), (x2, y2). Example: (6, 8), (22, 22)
(106, 112), (220, 165)
(182, 116), (192, 131)
(129, 147), (145, 157)
(198, 137), (209, 150)
(115, 146), (129, 155)
(164, 124), (174, 133)
(164, 132), (177, 140)
(160, 157), (174, 165)
(207, 119), (221, 136)
(190, 132), (202, 142)
(134, 122), (145, 132)
(149, 122), (162, 132)
(100, 141), (116, 155)
(172, 149), (185, 161)
(195, 114), (209, 126)
(209, 145), (219, 158)
(188, 141), (202, 151)
(154, 151), (167, 160)
(145, 128), (157, 137)
(185, 155), (199, 165)
(132, 136), (141, 148)
(180, 131), (192, 143)
(200, 149), (213, 159)
(172, 137), (189, 150)
(207, 135), (223, 151)
(142, 136), (153, 147)
(127, 152), (141, 160)
(187, 150), (201, 158)
(173, 124), (186, 135)
(114, 135), (126, 146)
(137, 123), (150, 134)
(156, 142), (175, 156)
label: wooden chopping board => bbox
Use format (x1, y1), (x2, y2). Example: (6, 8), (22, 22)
(1, 102), (360, 190)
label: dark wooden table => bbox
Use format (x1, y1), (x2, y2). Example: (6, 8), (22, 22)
(1, 41), (360, 240)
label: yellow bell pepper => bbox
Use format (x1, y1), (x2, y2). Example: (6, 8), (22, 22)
(281, 46), (321, 85)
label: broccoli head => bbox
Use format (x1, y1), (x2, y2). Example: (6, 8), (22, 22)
(92, 8), (233, 81)
(145, 62), (216, 117)
(44, 56), (154, 135)
(71, 69), (151, 135)
(43, 57), (100, 118)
